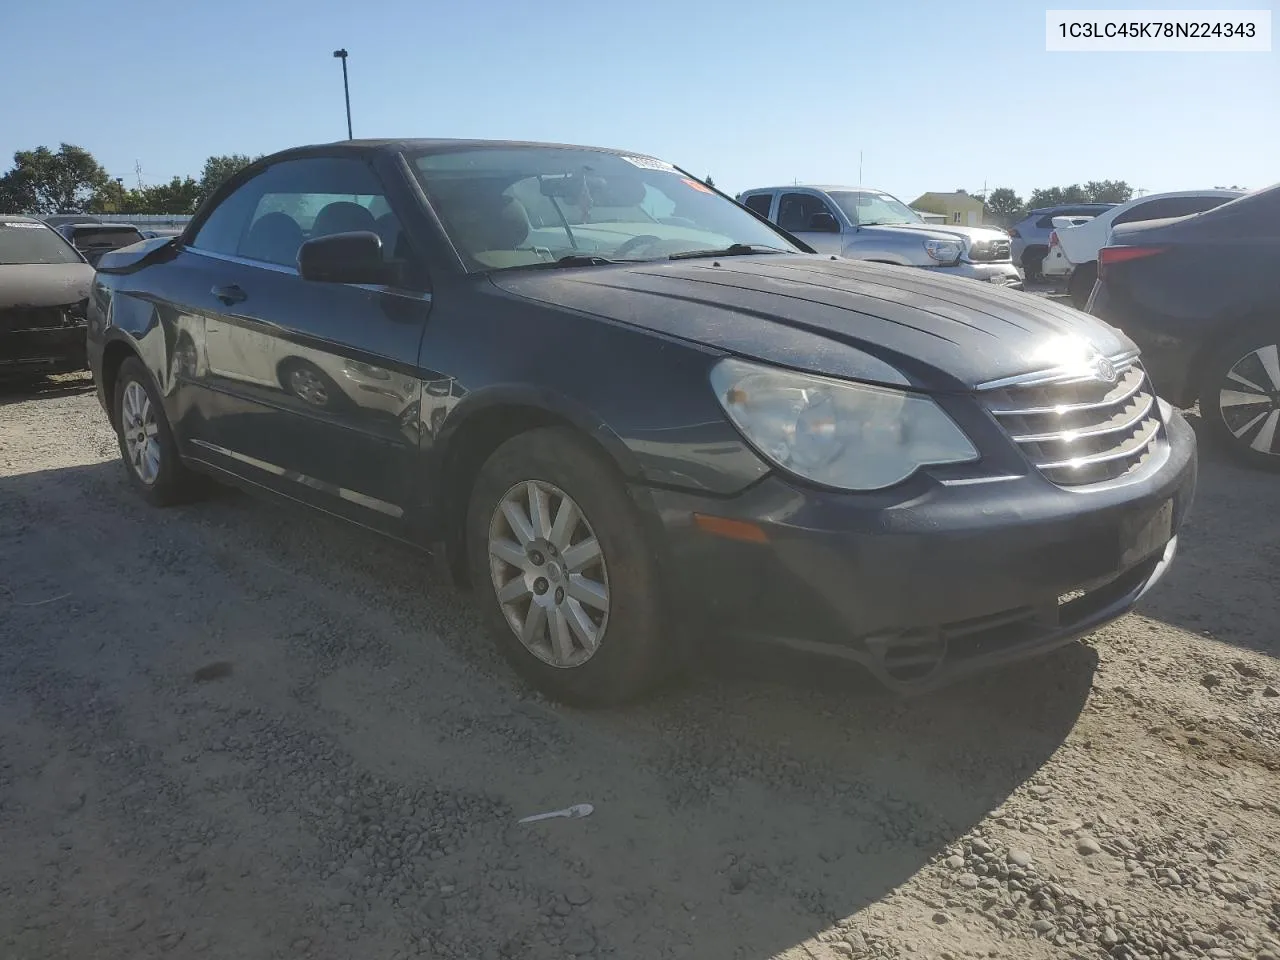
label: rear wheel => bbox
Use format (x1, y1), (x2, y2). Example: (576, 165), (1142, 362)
(1068, 261), (1097, 309)
(465, 427), (672, 705)
(1020, 246), (1046, 284)
(1198, 325), (1280, 471)
(113, 356), (204, 504)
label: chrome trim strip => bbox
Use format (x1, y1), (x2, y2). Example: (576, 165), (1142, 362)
(182, 246), (432, 301)
(976, 350), (1141, 392)
(188, 439), (404, 517)
(987, 366), (1146, 417)
(1008, 391), (1155, 443)
(1035, 417), (1161, 471)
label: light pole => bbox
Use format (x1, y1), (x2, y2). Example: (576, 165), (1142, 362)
(332, 49), (352, 140)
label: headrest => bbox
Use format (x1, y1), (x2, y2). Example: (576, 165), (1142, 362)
(312, 201), (377, 238)
(241, 212), (303, 266)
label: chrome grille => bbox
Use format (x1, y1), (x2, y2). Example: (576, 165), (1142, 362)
(967, 238), (1012, 262)
(982, 358), (1164, 486)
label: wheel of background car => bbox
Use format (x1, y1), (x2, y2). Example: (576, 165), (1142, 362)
(465, 426), (672, 705)
(1068, 262), (1097, 309)
(1021, 247), (1046, 283)
(612, 234), (663, 258)
(277, 358), (348, 412)
(112, 356), (203, 506)
(1197, 325), (1280, 472)
(173, 332), (199, 380)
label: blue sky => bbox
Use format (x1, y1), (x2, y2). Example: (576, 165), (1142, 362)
(5, 0), (1276, 202)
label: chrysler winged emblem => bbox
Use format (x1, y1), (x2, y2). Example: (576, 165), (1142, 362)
(1092, 355), (1118, 384)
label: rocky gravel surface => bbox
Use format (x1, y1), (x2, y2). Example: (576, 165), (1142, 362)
(1, 376), (1278, 960)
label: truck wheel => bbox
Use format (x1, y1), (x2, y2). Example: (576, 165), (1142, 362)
(466, 427), (673, 705)
(1021, 246), (1046, 283)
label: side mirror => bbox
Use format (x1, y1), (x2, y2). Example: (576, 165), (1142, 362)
(298, 231), (387, 285)
(809, 212), (840, 232)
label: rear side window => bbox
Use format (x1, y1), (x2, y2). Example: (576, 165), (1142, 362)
(1112, 196), (1232, 225)
(742, 194), (773, 218)
(190, 157), (409, 273)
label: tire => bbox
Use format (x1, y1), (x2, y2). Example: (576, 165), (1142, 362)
(1021, 246), (1046, 284)
(465, 427), (671, 706)
(1197, 324), (1280, 472)
(277, 357), (349, 412)
(1068, 262), (1097, 310)
(113, 356), (203, 505)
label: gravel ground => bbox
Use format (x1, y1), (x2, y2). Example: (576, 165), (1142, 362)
(1, 374), (1277, 960)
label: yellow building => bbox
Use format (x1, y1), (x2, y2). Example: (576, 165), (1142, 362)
(910, 190), (986, 227)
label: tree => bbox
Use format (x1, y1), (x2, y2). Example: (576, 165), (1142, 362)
(985, 187), (1023, 225)
(88, 179), (132, 214)
(198, 154), (260, 204)
(0, 144), (110, 214)
(139, 176), (202, 214)
(1027, 184), (1089, 208)
(1084, 180), (1132, 203)
(704, 174), (715, 188)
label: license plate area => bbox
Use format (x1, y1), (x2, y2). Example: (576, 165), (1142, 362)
(1119, 498), (1173, 570)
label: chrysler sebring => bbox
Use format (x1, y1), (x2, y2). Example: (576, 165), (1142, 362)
(87, 140), (1197, 705)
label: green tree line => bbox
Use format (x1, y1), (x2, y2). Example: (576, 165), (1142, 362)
(982, 181), (1135, 226)
(0, 144), (262, 216)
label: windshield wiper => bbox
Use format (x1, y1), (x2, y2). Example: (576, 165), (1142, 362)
(668, 243), (791, 261)
(505, 254), (628, 271)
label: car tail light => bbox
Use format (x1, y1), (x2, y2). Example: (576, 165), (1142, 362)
(1047, 230), (1059, 248)
(1008, 228), (1021, 238)
(1097, 244), (1169, 278)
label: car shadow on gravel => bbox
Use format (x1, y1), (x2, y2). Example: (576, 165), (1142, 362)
(0, 372), (95, 407)
(1136, 414), (1280, 660)
(0, 456), (1101, 959)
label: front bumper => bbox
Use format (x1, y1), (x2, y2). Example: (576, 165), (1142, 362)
(648, 410), (1197, 693)
(933, 260), (1023, 288)
(0, 325), (88, 377)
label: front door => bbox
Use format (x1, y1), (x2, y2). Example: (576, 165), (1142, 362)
(776, 192), (844, 255)
(173, 155), (430, 526)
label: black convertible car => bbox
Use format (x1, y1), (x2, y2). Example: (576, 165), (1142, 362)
(87, 139), (1197, 704)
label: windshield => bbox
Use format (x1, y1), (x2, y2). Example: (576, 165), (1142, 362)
(410, 147), (798, 271)
(826, 190), (922, 227)
(0, 220), (84, 265)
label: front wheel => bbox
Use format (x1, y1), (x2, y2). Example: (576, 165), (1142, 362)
(1198, 325), (1280, 471)
(113, 356), (203, 505)
(465, 427), (672, 705)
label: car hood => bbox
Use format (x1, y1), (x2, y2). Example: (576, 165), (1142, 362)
(862, 222), (1009, 245)
(0, 262), (95, 309)
(489, 255), (1135, 391)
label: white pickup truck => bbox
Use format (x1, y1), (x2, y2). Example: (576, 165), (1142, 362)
(1047, 190), (1243, 307)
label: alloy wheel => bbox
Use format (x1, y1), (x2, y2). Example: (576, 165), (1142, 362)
(121, 380), (162, 485)
(1219, 343), (1280, 457)
(289, 367), (329, 406)
(487, 480), (610, 669)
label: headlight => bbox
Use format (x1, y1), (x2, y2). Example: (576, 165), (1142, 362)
(710, 358), (978, 491)
(924, 239), (963, 264)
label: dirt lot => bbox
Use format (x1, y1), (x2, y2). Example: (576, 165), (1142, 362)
(1, 376), (1278, 960)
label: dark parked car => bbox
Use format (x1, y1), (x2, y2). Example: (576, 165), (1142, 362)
(1088, 183), (1280, 470)
(56, 222), (146, 266)
(87, 139), (1197, 705)
(1, 215), (94, 378)
(43, 213), (102, 229)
